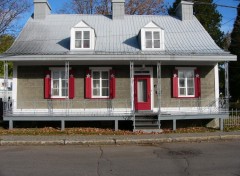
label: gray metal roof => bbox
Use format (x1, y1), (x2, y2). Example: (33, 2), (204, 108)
(5, 14), (232, 56)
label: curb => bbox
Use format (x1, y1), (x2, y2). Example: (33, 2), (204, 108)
(0, 135), (240, 146)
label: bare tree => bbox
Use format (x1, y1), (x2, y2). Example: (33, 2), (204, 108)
(60, 0), (166, 15)
(0, 0), (31, 35)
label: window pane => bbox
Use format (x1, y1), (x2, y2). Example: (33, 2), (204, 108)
(102, 71), (109, 79)
(75, 31), (82, 39)
(179, 79), (185, 87)
(146, 40), (152, 48)
(102, 88), (109, 96)
(93, 88), (100, 96)
(83, 40), (90, 48)
(52, 89), (59, 96)
(84, 31), (90, 39)
(180, 88), (185, 96)
(137, 80), (147, 102)
(187, 79), (194, 87)
(62, 89), (68, 96)
(75, 40), (82, 48)
(186, 71), (194, 78)
(188, 88), (194, 95)
(102, 80), (109, 87)
(93, 80), (100, 88)
(153, 32), (160, 39)
(178, 71), (184, 78)
(53, 80), (59, 89)
(61, 71), (66, 79)
(53, 71), (59, 79)
(62, 80), (68, 88)
(93, 72), (100, 79)
(154, 40), (160, 48)
(145, 31), (152, 39)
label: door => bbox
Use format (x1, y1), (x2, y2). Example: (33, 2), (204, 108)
(134, 75), (151, 110)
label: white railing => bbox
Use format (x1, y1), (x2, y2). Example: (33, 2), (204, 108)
(224, 109), (240, 127)
(3, 98), (229, 117)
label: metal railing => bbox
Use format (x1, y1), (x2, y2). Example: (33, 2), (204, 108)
(224, 109), (240, 127)
(3, 98), (229, 117)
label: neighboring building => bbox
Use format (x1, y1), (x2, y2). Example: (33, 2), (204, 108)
(0, 0), (236, 131)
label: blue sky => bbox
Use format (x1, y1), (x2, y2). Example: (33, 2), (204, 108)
(17, 0), (239, 34)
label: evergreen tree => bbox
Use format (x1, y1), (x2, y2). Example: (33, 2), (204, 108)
(0, 35), (14, 77)
(229, 3), (240, 102)
(168, 0), (224, 48)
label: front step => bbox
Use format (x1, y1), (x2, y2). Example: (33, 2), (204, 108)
(134, 115), (161, 133)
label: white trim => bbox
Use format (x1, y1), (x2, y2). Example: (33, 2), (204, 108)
(140, 26), (165, 51)
(50, 67), (69, 99)
(214, 63), (219, 100)
(177, 68), (195, 97)
(12, 63), (17, 111)
(175, 67), (196, 70)
(90, 67), (112, 98)
(133, 67), (154, 110)
(70, 24), (95, 51)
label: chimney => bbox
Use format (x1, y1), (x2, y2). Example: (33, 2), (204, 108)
(112, 0), (125, 20)
(176, 0), (194, 21)
(34, 0), (51, 20)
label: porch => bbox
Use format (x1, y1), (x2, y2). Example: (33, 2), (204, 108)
(3, 98), (229, 131)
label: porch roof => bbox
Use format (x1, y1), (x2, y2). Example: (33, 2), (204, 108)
(2, 14), (236, 61)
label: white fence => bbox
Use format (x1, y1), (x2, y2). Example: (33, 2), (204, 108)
(224, 109), (240, 127)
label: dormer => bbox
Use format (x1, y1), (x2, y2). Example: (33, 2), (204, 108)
(70, 21), (95, 51)
(140, 21), (165, 51)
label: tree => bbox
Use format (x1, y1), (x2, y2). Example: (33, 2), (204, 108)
(60, 0), (166, 15)
(0, 34), (14, 77)
(228, 3), (240, 102)
(168, 0), (224, 48)
(0, 0), (31, 35)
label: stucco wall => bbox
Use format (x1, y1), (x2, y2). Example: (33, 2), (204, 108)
(17, 65), (215, 109)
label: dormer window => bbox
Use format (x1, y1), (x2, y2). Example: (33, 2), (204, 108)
(140, 21), (164, 51)
(75, 31), (90, 48)
(71, 21), (95, 50)
(145, 31), (160, 49)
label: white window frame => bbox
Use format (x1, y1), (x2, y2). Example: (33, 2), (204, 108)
(90, 67), (111, 99)
(70, 27), (95, 51)
(141, 27), (165, 51)
(50, 67), (69, 99)
(176, 67), (195, 98)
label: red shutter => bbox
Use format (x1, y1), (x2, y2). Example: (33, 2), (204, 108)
(110, 70), (116, 99)
(85, 70), (92, 99)
(69, 70), (75, 99)
(44, 70), (51, 99)
(195, 69), (201, 98)
(173, 69), (178, 98)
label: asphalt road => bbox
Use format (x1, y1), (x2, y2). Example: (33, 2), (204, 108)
(0, 141), (240, 176)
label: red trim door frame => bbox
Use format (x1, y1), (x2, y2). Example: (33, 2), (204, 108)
(134, 75), (151, 111)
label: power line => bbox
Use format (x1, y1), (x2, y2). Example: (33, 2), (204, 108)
(194, 1), (239, 9)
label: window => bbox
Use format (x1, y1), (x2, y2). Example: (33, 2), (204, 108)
(140, 21), (165, 51)
(51, 69), (68, 98)
(70, 21), (95, 50)
(145, 31), (160, 49)
(85, 68), (116, 99)
(92, 70), (109, 98)
(173, 68), (201, 98)
(178, 70), (194, 97)
(75, 31), (90, 49)
(44, 68), (75, 99)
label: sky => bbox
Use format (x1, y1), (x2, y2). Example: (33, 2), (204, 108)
(17, 0), (239, 34)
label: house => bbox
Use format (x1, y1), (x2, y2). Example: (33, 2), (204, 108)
(1, 0), (236, 132)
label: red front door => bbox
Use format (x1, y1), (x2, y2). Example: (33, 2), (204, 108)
(134, 75), (151, 110)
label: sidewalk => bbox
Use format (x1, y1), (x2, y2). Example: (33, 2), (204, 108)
(1, 131), (240, 146)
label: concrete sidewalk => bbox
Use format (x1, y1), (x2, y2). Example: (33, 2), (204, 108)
(0, 131), (240, 146)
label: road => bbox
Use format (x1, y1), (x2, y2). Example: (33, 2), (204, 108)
(0, 141), (240, 176)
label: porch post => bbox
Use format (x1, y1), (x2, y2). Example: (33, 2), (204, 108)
(65, 61), (70, 115)
(130, 61), (135, 129)
(157, 62), (161, 129)
(115, 120), (119, 131)
(130, 61), (134, 113)
(4, 61), (9, 105)
(61, 120), (65, 131)
(225, 61), (229, 111)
